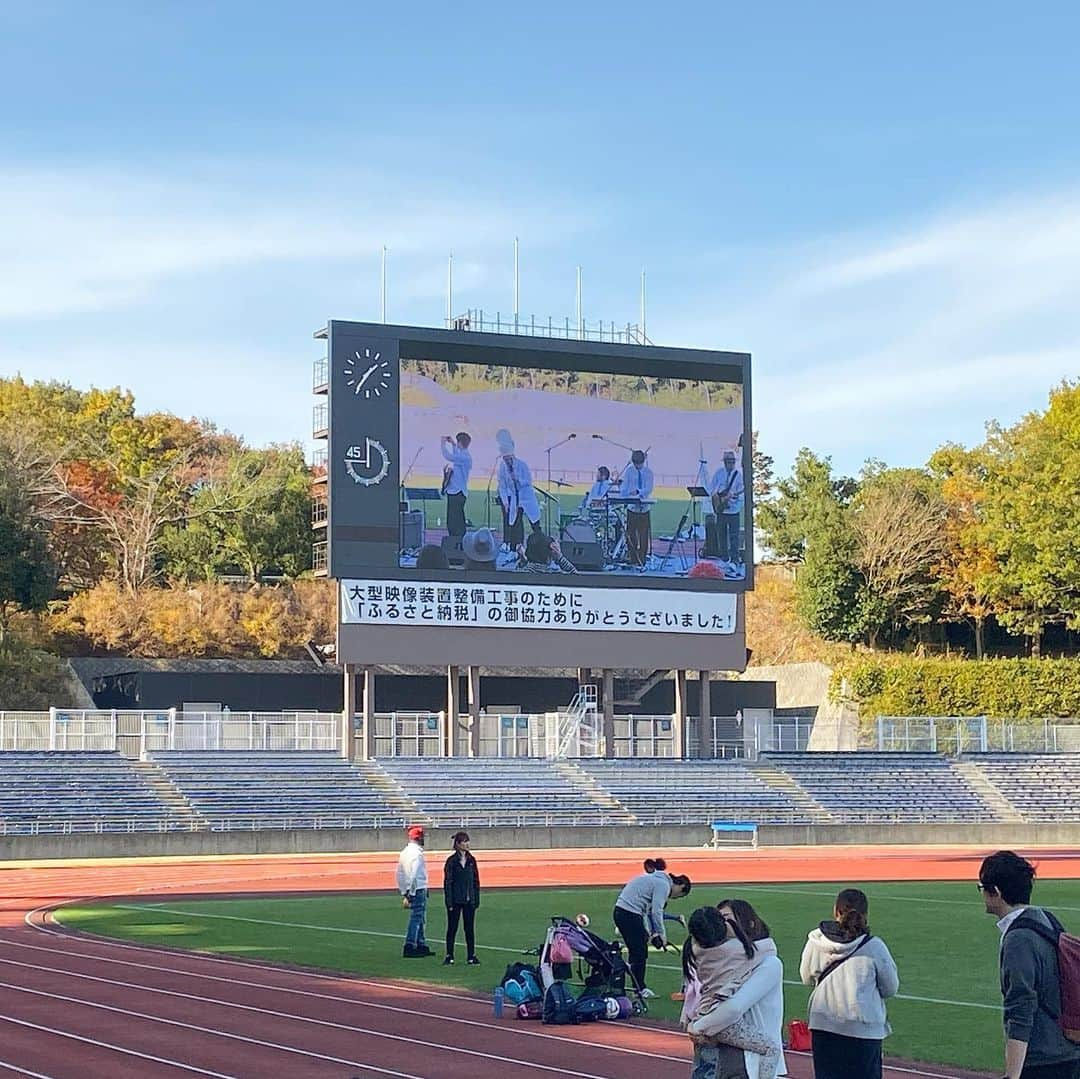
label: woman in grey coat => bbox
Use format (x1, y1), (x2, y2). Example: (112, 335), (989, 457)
(799, 888), (899, 1079)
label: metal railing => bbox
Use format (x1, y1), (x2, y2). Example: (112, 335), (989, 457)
(311, 498), (327, 526)
(312, 541), (327, 573)
(313, 357), (328, 391)
(312, 403), (328, 437)
(0, 710), (341, 757)
(876, 715), (1080, 755)
(448, 309), (652, 346)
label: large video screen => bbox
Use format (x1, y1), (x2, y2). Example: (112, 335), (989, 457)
(397, 356), (748, 584)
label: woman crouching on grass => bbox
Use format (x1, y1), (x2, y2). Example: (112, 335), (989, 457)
(442, 831), (480, 966)
(680, 907), (782, 1079)
(799, 888), (899, 1079)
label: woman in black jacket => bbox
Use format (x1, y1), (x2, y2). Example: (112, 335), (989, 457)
(443, 831), (480, 965)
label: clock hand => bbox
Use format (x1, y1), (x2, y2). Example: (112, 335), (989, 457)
(356, 365), (377, 388)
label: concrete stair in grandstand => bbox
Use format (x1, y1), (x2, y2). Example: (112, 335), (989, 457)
(351, 761), (426, 822)
(132, 761), (204, 827)
(749, 764), (834, 824)
(614, 669), (671, 708)
(553, 761), (637, 823)
(952, 760), (1024, 823)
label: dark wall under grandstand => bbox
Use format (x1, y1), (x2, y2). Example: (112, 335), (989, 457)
(77, 659), (775, 715)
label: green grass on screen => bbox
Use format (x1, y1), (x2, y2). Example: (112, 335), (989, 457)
(58, 878), (1080, 1072)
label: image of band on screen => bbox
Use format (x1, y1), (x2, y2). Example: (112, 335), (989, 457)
(397, 358), (748, 582)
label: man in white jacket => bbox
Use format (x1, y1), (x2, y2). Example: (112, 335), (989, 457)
(397, 825), (432, 959)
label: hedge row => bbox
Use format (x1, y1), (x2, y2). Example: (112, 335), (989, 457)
(830, 657), (1080, 719)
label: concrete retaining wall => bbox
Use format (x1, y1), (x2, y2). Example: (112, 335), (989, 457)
(6, 821), (1080, 863)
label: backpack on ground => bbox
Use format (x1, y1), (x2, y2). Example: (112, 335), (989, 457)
(500, 963), (543, 1005)
(573, 996), (607, 1023)
(542, 981), (578, 1025)
(1006, 910), (1080, 1043)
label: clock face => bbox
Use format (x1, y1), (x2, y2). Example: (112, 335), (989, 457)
(343, 348), (392, 399)
(344, 438), (391, 487)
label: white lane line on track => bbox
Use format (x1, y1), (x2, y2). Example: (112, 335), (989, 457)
(0, 975), (640, 1079)
(24, 899), (981, 1078)
(734, 883), (1080, 913)
(0, 939), (690, 1065)
(115, 902), (1000, 1012)
(0, 1013), (236, 1078)
(0, 1062), (59, 1079)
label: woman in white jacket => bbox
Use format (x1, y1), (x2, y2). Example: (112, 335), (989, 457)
(799, 888), (899, 1079)
(686, 899), (787, 1079)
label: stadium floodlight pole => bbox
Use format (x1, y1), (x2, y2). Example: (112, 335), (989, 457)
(576, 266), (583, 339)
(513, 237), (520, 333)
(447, 252), (453, 328)
(381, 246), (387, 323)
(640, 268), (647, 341)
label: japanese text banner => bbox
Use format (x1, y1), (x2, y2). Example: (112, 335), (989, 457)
(340, 579), (737, 635)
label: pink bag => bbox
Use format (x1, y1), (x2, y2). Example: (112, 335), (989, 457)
(550, 931), (574, 965)
(680, 972), (701, 1027)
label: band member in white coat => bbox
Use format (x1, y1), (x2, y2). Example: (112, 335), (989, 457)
(620, 449), (654, 567)
(580, 465), (614, 513)
(440, 432), (472, 538)
(495, 429), (542, 549)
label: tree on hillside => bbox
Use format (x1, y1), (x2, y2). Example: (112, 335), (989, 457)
(929, 443), (1001, 658)
(750, 432), (774, 500)
(161, 445), (312, 582)
(850, 467), (948, 648)
(980, 381), (1080, 655)
(757, 448), (858, 562)
(0, 449), (57, 646)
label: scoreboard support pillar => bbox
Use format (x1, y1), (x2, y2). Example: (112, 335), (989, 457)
(467, 666), (482, 757)
(446, 666), (461, 757)
(673, 669), (688, 759)
(699, 671), (712, 759)
(342, 663), (357, 761)
(362, 667), (376, 761)
(602, 669), (616, 759)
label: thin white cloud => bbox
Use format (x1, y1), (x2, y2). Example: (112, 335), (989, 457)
(0, 164), (596, 322)
(666, 187), (1080, 470)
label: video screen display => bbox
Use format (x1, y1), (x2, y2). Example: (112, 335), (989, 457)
(397, 357), (748, 584)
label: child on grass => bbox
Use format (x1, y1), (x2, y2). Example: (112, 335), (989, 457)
(680, 906), (782, 1079)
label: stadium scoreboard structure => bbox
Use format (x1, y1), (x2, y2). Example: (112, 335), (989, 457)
(315, 320), (752, 672)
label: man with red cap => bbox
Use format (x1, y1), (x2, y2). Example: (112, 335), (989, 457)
(397, 825), (432, 958)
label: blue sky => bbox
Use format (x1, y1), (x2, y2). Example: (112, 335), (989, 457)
(2, 2), (1078, 477)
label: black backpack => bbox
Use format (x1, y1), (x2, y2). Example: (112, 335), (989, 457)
(542, 981), (578, 1025)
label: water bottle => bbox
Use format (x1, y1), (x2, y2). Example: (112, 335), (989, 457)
(493, 986), (504, 1017)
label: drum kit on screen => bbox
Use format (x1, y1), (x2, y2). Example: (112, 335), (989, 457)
(556, 483), (657, 569)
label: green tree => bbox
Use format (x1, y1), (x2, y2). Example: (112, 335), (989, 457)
(757, 448), (858, 562)
(0, 449), (57, 646)
(980, 381), (1080, 654)
(162, 445), (312, 582)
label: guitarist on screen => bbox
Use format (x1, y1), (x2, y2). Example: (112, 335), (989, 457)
(708, 449), (745, 564)
(440, 432), (472, 538)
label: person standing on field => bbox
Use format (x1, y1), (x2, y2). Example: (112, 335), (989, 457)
(799, 888), (899, 1079)
(979, 850), (1080, 1079)
(397, 825), (432, 959)
(443, 830), (481, 966)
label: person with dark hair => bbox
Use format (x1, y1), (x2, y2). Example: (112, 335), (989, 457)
(687, 898), (787, 1078)
(416, 544), (450, 571)
(442, 831), (480, 966)
(680, 907), (782, 1078)
(613, 867), (692, 998)
(440, 432), (472, 538)
(619, 448), (654, 567)
(799, 888), (899, 1079)
(580, 465), (613, 512)
(644, 856), (667, 874)
(519, 531), (578, 574)
(979, 850), (1080, 1079)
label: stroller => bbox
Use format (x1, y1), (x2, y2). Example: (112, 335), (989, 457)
(538, 916), (647, 1015)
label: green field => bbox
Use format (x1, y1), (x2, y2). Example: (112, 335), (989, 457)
(59, 878), (1078, 1072)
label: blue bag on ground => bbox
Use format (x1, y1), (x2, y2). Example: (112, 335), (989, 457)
(542, 981), (578, 1025)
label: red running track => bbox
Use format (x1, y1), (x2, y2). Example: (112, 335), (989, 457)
(3, 844), (1077, 1078)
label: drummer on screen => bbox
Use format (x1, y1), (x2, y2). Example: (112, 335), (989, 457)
(620, 449), (654, 567)
(580, 465), (613, 513)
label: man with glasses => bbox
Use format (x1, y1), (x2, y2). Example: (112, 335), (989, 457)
(979, 850), (1080, 1079)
